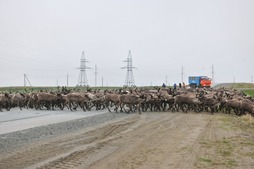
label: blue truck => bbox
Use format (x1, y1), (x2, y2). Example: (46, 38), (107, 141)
(188, 76), (212, 88)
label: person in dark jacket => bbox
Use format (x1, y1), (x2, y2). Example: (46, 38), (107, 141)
(173, 83), (177, 90)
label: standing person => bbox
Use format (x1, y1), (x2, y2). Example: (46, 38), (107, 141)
(179, 83), (182, 88)
(168, 88), (172, 95)
(173, 83), (177, 90)
(183, 82), (186, 88)
(162, 83), (166, 88)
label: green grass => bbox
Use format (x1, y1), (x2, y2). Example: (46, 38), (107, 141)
(197, 138), (238, 168)
(196, 114), (254, 168)
(218, 139), (233, 157)
(244, 141), (254, 146)
(217, 115), (238, 131)
(231, 83), (254, 88)
(0, 86), (165, 93)
(245, 152), (254, 157)
(226, 159), (237, 167)
(198, 157), (213, 163)
(243, 89), (254, 97)
(0, 87), (118, 93)
(196, 157), (213, 168)
(214, 82), (254, 89)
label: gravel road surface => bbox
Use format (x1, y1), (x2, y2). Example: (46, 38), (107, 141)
(0, 110), (254, 169)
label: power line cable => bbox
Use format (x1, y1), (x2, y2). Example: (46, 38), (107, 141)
(0, 51), (75, 69)
(0, 38), (74, 61)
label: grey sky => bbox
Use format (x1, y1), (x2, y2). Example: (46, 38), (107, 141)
(0, 0), (253, 87)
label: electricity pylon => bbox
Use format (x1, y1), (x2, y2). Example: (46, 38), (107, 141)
(77, 51), (91, 86)
(121, 50), (136, 87)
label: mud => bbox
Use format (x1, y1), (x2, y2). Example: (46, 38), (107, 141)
(0, 112), (253, 169)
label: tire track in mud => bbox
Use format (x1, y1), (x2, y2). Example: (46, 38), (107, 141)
(35, 113), (181, 169)
(0, 115), (139, 169)
(0, 112), (222, 169)
(88, 113), (208, 169)
(34, 120), (138, 169)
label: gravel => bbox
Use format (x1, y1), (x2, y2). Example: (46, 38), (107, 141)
(0, 112), (130, 154)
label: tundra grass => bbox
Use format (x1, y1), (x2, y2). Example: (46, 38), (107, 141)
(0, 86), (123, 93)
(197, 157), (213, 167)
(196, 114), (254, 168)
(197, 138), (238, 168)
(232, 83), (254, 89)
(0, 86), (164, 93)
(243, 89), (254, 97)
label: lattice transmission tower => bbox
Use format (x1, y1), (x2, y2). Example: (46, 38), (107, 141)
(121, 50), (136, 87)
(77, 51), (91, 86)
(24, 74), (32, 87)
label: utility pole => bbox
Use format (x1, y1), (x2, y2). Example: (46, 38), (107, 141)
(24, 74), (26, 87)
(212, 64), (215, 84)
(121, 50), (136, 87)
(102, 77), (104, 87)
(181, 66), (184, 84)
(67, 74), (69, 87)
(77, 51), (91, 86)
(95, 65), (97, 87)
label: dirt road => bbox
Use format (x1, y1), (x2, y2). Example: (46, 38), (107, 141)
(0, 112), (253, 169)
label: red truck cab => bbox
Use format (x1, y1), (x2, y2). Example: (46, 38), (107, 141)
(200, 77), (212, 87)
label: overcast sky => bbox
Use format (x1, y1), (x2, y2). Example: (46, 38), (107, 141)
(0, 0), (253, 87)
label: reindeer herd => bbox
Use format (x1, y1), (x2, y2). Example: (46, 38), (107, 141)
(0, 87), (254, 116)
